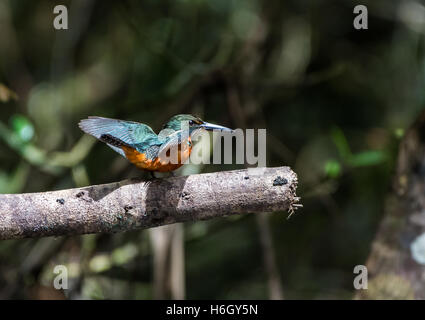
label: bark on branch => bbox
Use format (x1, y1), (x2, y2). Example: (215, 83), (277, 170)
(0, 166), (300, 240)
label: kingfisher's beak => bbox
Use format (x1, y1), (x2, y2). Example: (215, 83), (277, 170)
(200, 122), (234, 132)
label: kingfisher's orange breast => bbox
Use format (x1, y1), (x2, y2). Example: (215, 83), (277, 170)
(121, 139), (192, 172)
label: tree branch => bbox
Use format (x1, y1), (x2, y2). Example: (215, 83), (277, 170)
(0, 166), (300, 240)
(356, 110), (425, 299)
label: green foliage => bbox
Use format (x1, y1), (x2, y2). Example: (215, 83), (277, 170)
(349, 150), (386, 167)
(10, 114), (34, 143)
(324, 160), (341, 179)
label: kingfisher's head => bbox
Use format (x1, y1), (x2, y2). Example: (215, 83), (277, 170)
(162, 114), (233, 134)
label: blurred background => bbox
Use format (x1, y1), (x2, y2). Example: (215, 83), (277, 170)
(0, 0), (424, 299)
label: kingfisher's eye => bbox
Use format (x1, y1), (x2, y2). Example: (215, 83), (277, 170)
(189, 120), (195, 125)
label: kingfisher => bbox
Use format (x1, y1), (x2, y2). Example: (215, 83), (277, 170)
(79, 114), (233, 173)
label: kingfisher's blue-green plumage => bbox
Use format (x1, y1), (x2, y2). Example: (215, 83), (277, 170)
(79, 116), (163, 159)
(79, 114), (232, 172)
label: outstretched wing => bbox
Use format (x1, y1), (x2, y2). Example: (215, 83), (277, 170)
(79, 116), (160, 158)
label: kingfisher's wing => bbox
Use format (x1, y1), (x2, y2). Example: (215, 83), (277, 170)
(79, 116), (161, 158)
